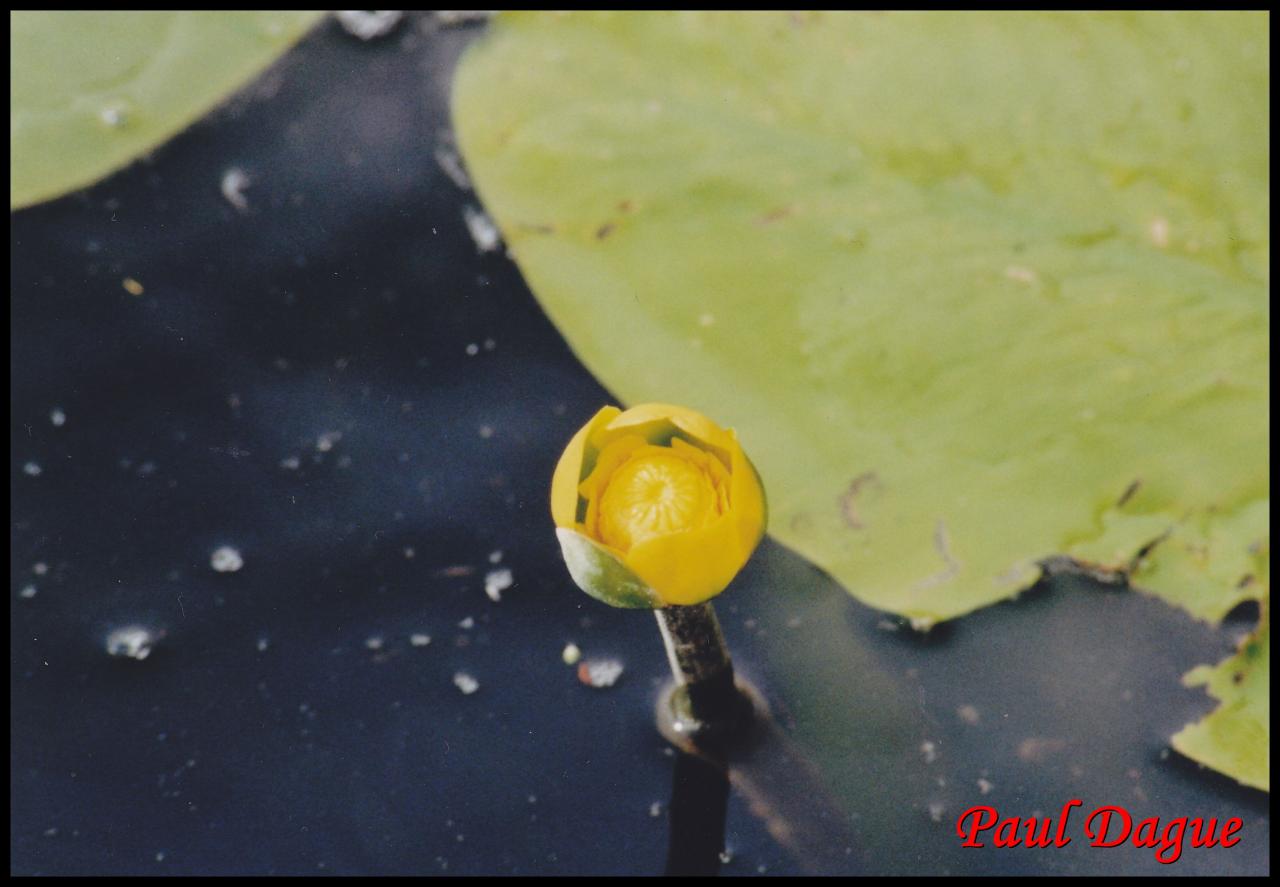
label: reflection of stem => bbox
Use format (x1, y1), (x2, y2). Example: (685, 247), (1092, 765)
(725, 719), (866, 875)
(664, 749), (730, 876)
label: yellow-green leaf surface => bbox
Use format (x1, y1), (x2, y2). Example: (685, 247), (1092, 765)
(10, 10), (323, 210)
(1173, 598), (1270, 791)
(454, 11), (1269, 787)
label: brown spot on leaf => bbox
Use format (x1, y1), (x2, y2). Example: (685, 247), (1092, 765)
(755, 205), (794, 225)
(595, 222), (615, 240)
(1116, 478), (1142, 508)
(838, 472), (882, 529)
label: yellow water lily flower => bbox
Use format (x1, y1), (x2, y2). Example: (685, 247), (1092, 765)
(551, 403), (767, 608)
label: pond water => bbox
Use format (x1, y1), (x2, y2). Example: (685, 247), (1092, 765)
(10, 13), (1268, 876)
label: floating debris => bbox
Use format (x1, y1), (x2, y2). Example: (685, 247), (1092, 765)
(478, 425), (494, 439)
(462, 204), (502, 253)
(465, 343), (480, 356)
(957, 704), (980, 725)
(453, 671), (480, 695)
(410, 633), (432, 648)
(434, 142), (473, 191)
(209, 546), (244, 573)
(561, 642), (581, 666)
(220, 168), (251, 212)
(927, 801), (946, 823)
(482, 338), (496, 351)
(977, 778), (994, 795)
(105, 625), (159, 661)
(484, 568), (513, 602)
(49, 407), (67, 427)
(488, 549), (503, 564)
(334, 10), (404, 40)
(364, 635), (385, 651)
(22, 461), (43, 477)
(122, 277), (144, 296)
(33, 562), (48, 576)
(920, 740), (939, 764)
(577, 658), (624, 688)
(458, 616), (475, 630)
(432, 10), (496, 26)
(315, 430), (343, 452)
(649, 801), (662, 818)
(279, 455), (301, 470)
(19, 585), (37, 600)
(256, 637), (270, 653)
(718, 850), (734, 865)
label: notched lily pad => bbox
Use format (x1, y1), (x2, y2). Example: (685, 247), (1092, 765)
(1173, 598), (1270, 792)
(455, 11), (1269, 787)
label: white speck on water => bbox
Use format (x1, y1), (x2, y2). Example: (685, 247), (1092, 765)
(335, 10), (404, 40)
(957, 704), (980, 725)
(403, 546), (416, 559)
(478, 425), (494, 439)
(465, 342), (480, 356)
(106, 625), (159, 661)
(458, 616), (475, 630)
(909, 615), (936, 632)
(718, 850), (733, 865)
(928, 802), (946, 823)
(484, 567), (513, 602)
(43, 827), (58, 838)
(316, 430), (342, 452)
(220, 168), (251, 213)
(482, 338), (496, 351)
(488, 549), (503, 564)
(649, 801), (662, 818)
(410, 633), (432, 647)
(364, 635), (384, 651)
(49, 408), (67, 427)
(527, 794), (537, 804)
(876, 618), (900, 632)
(453, 671), (480, 695)
(578, 658), (624, 688)
(698, 312), (715, 327)
(921, 740), (939, 764)
(210, 546), (244, 573)
(462, 205), (502, 253)
(433, 10), (497, 26)
(280, 455), (301, 470)
(434, 143), (472, 190)
(256, 637), (270, 653)
(19, 585), (38, 600)
(977, 778), (994, 795)
(33, 562), (49, 576)
(23, 462), (43, 477)
(561, 642), (581, 665)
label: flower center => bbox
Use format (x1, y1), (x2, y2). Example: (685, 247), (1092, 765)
(597, 451), (718, 552)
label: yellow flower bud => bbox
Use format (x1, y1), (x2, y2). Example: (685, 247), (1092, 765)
(551, 403), (767, 608)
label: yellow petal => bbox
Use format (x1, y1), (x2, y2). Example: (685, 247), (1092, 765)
(624, 435), (767, 606)
(550, 405), (621, 529)
(604, 402), (733, 452)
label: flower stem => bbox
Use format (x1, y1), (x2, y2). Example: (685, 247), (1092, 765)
(654, 602), (755, 745)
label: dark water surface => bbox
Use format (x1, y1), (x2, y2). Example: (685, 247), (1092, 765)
(10, 13), (1268, 876)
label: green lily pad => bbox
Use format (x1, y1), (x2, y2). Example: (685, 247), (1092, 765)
(454, 11), (1269, 787)
(1173, 598), (1270, 792)
(10, 10), (323, 210)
